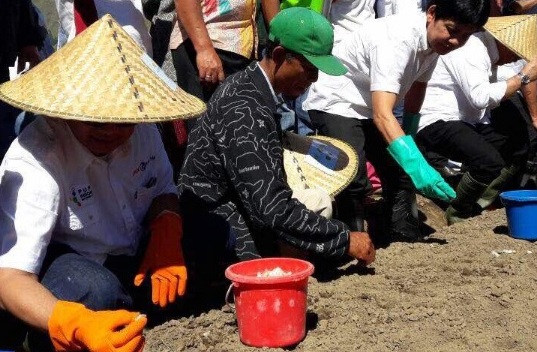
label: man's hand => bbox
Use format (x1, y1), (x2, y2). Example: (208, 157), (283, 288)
(347, 231), (375, 265)
(48, 301), (146, 352)
(196, 47), (225, 85)
(134, 211), (187, 307)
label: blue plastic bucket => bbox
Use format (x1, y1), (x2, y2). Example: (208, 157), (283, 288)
(500, 190), (537, 240)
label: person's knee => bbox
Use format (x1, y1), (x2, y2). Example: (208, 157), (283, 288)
(41, 253), (129, 310)
(471, 155), (504, 184)
(292, 188), (333, 218)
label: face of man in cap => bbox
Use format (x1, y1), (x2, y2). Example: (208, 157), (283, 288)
(266, 7), (346, 99)
(67, 120), (135, 156)
(272, 46), (319, 99)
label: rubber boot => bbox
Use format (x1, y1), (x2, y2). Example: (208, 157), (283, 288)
(446, 172), (488, 225)
(386, 189), (421, 241)
(476, 164), (521, 210)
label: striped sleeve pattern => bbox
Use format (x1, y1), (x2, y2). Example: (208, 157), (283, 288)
(179, 63), (349, 260)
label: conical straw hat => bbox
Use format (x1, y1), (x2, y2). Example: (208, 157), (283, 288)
(282, 131), (359, 197)
(0, 14), (206, 123)
(484, 15), (537, 61)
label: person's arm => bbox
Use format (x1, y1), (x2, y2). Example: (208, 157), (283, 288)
(491, 0), (504, 15)
(441, 40), (503, 111)
(0, 154), (60, 331)
(371, 90), (405, 143)
(507, 0), (537, 13)
(521, 80), (537, 130)
(174, 0), (224, 84)
(0, 269), (56, 331)
(261, 0), (281, 27)
(445, 35), (537, 107)
(0, 167), (146, 351)
(369, 39), (425, 142)
(402, 81), (427, 136)
(372, 90), (456, 201)
(502, 57), (537, 100)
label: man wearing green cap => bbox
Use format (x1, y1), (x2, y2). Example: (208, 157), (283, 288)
(179, 7), (375, 265)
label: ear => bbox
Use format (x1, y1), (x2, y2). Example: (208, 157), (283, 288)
(272, 46), (287, 67)
(426, 4), (436, 24)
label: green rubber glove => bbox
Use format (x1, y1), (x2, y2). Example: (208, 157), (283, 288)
(387, 135), (456, 202)
(402, 112), (421, 137)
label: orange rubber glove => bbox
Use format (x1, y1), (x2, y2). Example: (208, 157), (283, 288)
(134, 211), (187, 307)
(48, 300), (146, 352)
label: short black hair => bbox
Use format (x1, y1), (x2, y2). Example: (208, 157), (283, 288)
(264, 40), (299, 60)
(425, 0), (490, 27)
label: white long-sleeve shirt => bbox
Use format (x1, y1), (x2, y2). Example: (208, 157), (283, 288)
(303, 12), (438, 120)
(418, 32), (507, 130)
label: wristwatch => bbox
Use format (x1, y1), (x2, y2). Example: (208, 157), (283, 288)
(518, 71), (531, 85)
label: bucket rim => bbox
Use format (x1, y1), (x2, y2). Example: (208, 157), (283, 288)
(500, 189), (537, 202)
(225, 257), (314, 285)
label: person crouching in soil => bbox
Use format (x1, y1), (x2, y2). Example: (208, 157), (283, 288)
(0, 15), (206, 352)
(179, 8), (376, 270)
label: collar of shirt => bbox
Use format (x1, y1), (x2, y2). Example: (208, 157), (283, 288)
(256, 62), (284, 107)
(417, 12), (432, 54)
(45, 117), (133, 170)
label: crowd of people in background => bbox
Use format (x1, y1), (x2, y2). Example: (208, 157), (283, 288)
(1, 0), (537, 350)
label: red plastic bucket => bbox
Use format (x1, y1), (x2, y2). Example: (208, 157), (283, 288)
(225, 257), (314, 348)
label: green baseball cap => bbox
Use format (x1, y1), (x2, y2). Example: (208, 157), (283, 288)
(268, 7), (347, 76)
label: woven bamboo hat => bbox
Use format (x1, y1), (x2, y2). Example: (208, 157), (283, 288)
(484, 15), (537, 61)
(0, 14), (206, 123)
(282, 131), (359, 197)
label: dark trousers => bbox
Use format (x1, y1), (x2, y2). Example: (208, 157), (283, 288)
(0, 66), (17, 161)
(415, 114), (529, 185)
(493, 94), (537, 160)
(171, 39), (251, 125)
(1, 67), (9, 83)
(308, 110), (414, 199)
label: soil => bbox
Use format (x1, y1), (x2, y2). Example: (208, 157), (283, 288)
(145, 196), (537, 352)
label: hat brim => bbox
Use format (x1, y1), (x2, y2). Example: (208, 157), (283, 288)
(483, 15), (537, 62)
(0, 15), (206, 123)
(283, 132), (358, 197)
(303, 54), (347, 76)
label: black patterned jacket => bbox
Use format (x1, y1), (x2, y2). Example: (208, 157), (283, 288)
(179, 62), (349, 260)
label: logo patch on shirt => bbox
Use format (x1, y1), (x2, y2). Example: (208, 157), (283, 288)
(132, 155), (156, 176)
(71, 184), (93, 207)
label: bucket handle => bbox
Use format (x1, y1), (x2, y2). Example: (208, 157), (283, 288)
(225, 283), (235, 311)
